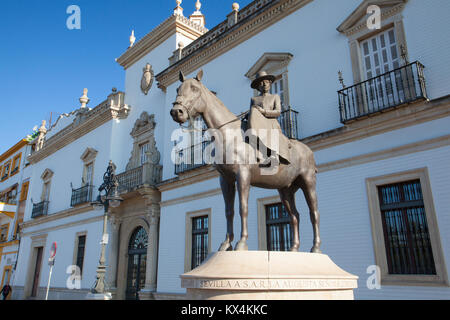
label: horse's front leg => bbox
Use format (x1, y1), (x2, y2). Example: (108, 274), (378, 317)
(219, 175), (236, 251)
(235, 167), (251, 251)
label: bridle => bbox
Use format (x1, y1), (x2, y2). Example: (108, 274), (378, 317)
(172, 100), (202, 132)
(173, 86), (241, 132)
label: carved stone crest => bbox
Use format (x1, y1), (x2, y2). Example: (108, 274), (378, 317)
(141, 63), (154, 95)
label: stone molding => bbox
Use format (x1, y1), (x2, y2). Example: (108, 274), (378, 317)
(40, 168), (54, 182)
(366, 168), (449, 286)
(156, 0), (313, 90)
(116, 14), (208, 70)
(337, 0), (407, 37)
(245, 52), (293, 80)
(304, 96), (450, 151)
(27, 92), (130, 165)
(80, 147), (98, 164)
(21, 202), (94, 230)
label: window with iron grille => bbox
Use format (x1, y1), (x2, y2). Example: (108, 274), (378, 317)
(378, 180), (436, 275)
(191, 215), (208, 269)
(265, 203), (291, 251)
(76, 235), (86, 275)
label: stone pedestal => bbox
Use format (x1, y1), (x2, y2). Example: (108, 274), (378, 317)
(181, 251), (358, 300)
(86, 292), (113, 300)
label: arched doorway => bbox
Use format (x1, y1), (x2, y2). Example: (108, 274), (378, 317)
(126, 226), (148, 300)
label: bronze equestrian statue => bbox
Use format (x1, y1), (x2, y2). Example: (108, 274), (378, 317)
(170, 70), (321, 253)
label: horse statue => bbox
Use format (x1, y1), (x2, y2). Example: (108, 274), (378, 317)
(170, 70), (321, 253)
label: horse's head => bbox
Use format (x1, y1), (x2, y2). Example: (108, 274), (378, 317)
(170, 69), (205, 124)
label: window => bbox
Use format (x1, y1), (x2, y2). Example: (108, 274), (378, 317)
(191, 215), (209, 269)
(265, 203), (291, 251)
(11, 154), (21, 176)
(366, 168), (448, 286)
(270, 76), (286, 109)
(140, 142), (150, 165)
(1, 160), (11, 181)
(19, 181), (30, 202)
(0, 224), (8, 242)
(83, 162), (93, 186)
(75, 235), (86, 275)
(337, 1), (409, 84)
(184, 209), (211, 272)
(378, 180), (435, 275)
(362, 29), (400, 80)
(40, 168), (53, 203)
(43, 181), (50, 202)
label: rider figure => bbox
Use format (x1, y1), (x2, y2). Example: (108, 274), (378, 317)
(249, 71), (291, 165)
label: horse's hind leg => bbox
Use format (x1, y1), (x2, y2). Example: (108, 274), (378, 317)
(235, 168), (250, 251)
(219, 176), (235, 251)
(278, 188), (300, 252)
(299, 172), (322, 253)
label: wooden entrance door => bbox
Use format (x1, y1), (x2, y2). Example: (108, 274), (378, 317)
(31, 247), (43, 297)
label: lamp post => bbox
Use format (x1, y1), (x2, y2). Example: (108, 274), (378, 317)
(89, 160), (123, 299)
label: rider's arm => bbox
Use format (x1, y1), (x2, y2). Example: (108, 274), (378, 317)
(263, 95), (281, 118)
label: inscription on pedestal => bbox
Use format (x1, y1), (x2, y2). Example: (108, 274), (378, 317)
(182, 278), (357, 290)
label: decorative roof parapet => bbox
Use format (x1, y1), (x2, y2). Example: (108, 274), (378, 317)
(156, 0), (313, 90)
(117, 13), (208, 70)
(27, 90), (130, 164)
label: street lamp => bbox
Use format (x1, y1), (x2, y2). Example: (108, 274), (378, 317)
(89, 160), (123, 299)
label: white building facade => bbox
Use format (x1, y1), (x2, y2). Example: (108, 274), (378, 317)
(12, 0), (450, 300)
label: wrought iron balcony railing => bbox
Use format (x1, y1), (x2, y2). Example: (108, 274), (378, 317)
(116, 164), (162, 193)
(174, 107), (300, 175)
(71, 184), (94, 207)
(174, 140), (211, 175)
(338, 61), (428, 123)
(117, 166), (143, 193)
(31, 201), (49, 218)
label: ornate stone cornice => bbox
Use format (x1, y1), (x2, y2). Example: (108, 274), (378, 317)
(27, 92), (130, 164)
(116, 14), (208, 70)
(156, 0), (313, 90)
(21, 202), (94, 230)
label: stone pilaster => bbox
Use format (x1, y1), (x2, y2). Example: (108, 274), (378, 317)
(138, 189), (161, 300)
(107, 214), (121, 299)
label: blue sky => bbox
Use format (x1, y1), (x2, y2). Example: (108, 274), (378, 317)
(0, 0), (253, 154)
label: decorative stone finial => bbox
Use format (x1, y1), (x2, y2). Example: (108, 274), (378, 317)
(189, 0), (205, 27)
(174, 0), (183, 16)
(178, 41), (185, 49)
(79, 88), (90, 108)
(129, 30), (136, 48)
(232, 2), (240, 11)
(195, 0), (202, 12)
(112, 87), (118, 93)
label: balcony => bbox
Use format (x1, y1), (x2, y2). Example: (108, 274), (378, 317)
(116, 164), (162, 193)
(31, 201), (49, 218)
(71, 184), (94, 207)
(174, 107), (300, 175)
(338, 61), (428, 123)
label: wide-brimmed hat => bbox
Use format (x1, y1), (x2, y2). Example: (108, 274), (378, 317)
(251, 71), (276, 89)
